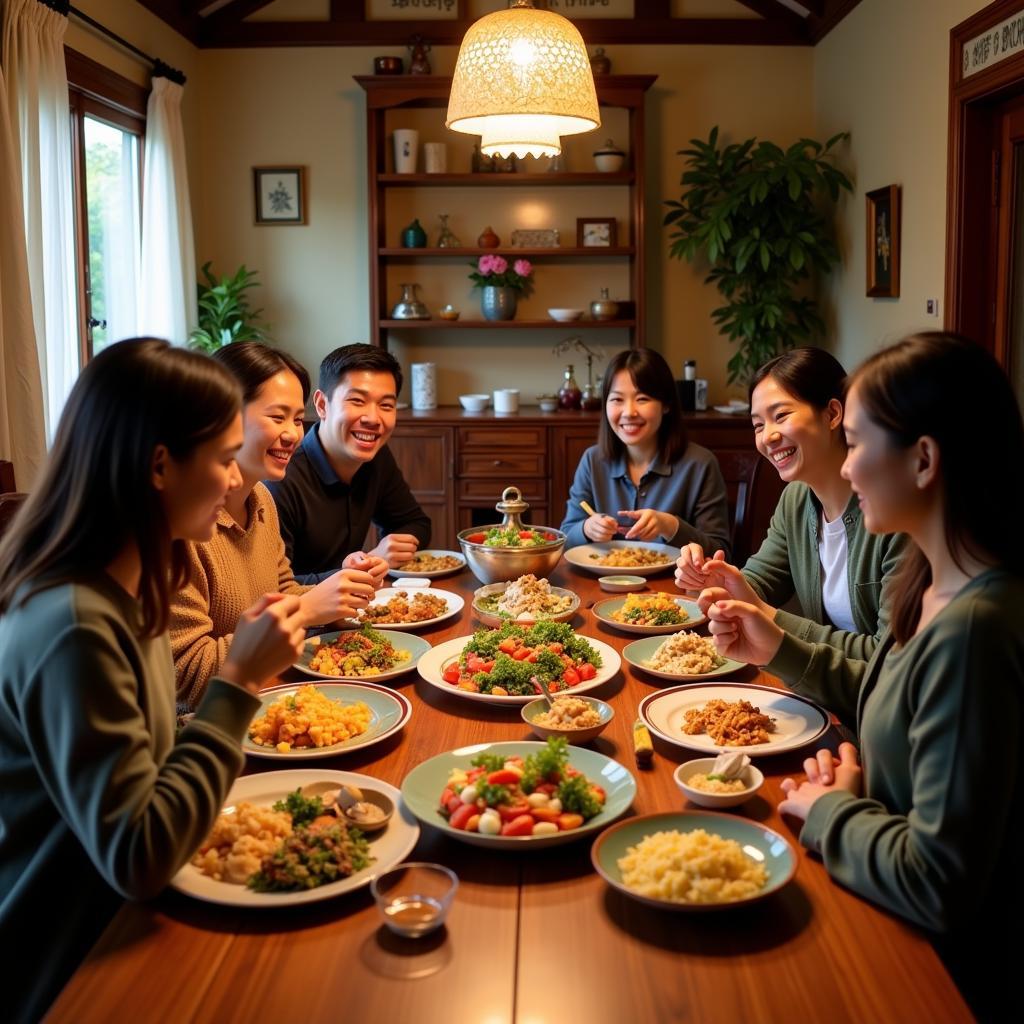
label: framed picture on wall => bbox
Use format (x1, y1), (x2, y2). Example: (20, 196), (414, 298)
(577, 217), (617, 248)
(254, 166), (307, 225)
(866, 185), (900, 297)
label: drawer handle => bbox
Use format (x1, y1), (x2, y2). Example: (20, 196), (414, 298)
(493, 459), (504, 466)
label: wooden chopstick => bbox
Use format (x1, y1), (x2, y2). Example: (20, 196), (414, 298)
(580, 499), (598, 517)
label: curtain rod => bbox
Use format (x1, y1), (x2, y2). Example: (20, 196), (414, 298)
(39, 1), (187, 85)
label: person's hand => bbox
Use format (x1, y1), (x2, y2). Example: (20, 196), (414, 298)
(778, 743), (863, 823)
(222, 593), (306, 691)
(674, 543), (723, 590)
(368, 533), (421, 568)
(583, 512), (619, 542)
(696, 585), (730, 616)
(706, 598), (785, 665)
(698, 560), (773, 616)
(618, 508), (675, 542)
(343, 550), (390, 588)
(300, 569), (376, 626)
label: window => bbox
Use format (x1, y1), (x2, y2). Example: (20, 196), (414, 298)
(66, 49), (146, 364)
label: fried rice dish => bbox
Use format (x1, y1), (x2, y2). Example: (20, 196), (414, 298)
(682, 698), (776, 746)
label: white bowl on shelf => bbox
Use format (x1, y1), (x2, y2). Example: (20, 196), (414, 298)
(547, 308), (584, 322)
(459, 394), (490, 412)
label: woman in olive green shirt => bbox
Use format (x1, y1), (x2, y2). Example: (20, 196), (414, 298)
(0, 339), (306, 1024)
(707, 333), (1024, 1021)
(675, 347), (905, 659)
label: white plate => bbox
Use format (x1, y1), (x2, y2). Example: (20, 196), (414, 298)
(593, 596), (707, 635)
(713, 404), (750, 415)
(418, 634), (621, 705)
(357, 588), (464, 630)
(243, 682), (412, 760)
(472, 581), (580, 627)
(170, 769), (420, 907)
(639, 682), (830, 756)
(622, 635), (747, 682)
(294, 629), (431, 681)
(387, 550), (466, 579)
(564, 541), (677, 577)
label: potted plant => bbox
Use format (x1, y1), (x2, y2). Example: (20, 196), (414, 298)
(664, 127), (852, 384)
(468, 255), (533, 321)
(188, 262), (270, 352)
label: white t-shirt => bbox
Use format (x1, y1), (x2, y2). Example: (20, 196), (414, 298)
(818, 511), (856, 633)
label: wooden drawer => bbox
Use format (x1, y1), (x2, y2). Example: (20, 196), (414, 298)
(458, 451), (547, 476)
(458, 478), (547, 503)
(457, 426), (545, 449)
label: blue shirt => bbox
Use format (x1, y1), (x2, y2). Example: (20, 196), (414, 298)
(560, 443), (732, 555)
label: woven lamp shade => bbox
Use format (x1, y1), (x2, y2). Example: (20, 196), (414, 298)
(446, 2), (600, 159)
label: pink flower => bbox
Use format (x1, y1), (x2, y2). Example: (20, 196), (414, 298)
(490, 255), (508, 275)
(477, 254), (497, 275)
(513, 259), (532, 278)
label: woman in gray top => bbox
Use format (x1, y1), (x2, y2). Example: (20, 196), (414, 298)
(560, 349), (730, 554)
(0, 339), (306, 1024)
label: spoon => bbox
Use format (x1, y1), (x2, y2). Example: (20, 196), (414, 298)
(534, 674), (557, 708)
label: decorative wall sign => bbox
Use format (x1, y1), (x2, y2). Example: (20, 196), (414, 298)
(866, 185), (900, 298)
(367, 0), (458, 19)
(510, 228), (560, 248)
(254, 167), (307, 225)
(962, 7), (1024, 78)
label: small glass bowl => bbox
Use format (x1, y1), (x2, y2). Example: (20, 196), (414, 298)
(371, 862), (458, 938)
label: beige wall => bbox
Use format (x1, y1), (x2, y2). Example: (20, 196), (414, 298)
(813, 0), (990, 373)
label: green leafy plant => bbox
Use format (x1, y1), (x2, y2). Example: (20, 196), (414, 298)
(188, 262), (269, 352)
(664, 127), (853, 384)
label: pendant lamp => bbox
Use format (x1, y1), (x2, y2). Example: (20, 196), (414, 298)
(446, 0), (600, 159)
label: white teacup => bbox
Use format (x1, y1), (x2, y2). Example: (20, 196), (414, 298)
(493, 388), (520, 414)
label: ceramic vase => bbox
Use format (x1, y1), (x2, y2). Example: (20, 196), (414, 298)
(480, 286), (517, 321)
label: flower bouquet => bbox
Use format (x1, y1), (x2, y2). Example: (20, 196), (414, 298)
(468, 255), (533, 321)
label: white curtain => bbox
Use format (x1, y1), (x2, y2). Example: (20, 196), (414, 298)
(3, 0), (78, 438)
(139, 75), (196, 344)
(0, 42), (45, 486)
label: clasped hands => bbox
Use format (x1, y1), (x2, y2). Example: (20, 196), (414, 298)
(583, 508), (676, 543)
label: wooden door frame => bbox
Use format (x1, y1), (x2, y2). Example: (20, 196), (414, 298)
(945, 0), (1024, 359)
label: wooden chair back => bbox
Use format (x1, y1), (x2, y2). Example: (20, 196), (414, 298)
(0, 492), (28, 539)
(0, 460), (15, 494)
(715, 450), (783, 565)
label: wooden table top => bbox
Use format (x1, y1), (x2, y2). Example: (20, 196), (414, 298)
(47, 564), (972, 1024)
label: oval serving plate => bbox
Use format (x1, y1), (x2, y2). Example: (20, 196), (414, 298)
(401, 741), (636, 849)
(294, 629), (431, 682)
(357, 588), (464, 631)
(171, 769), (420, 908)
(417, 634), (620, 706)
(472, 580), (580, 627)
(244, 681), (412, 760)
(622, 635), (746, 682)
(593, 595), (706, 635)
(564, 541), (677, 577)
(387, 550), (466, 579)
(638, 681), (830, 756)
(591, 811), (796, 911)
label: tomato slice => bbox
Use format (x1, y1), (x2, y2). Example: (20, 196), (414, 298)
(562, 667), (580, 686)
(486, 769), (521, 786)
(497, 801), (531, 821)
(466, 532), (486, 544)
(557, 812), (585, 831)
(578, 662), (597, 681)
(443, 665), (462, 684)
(500, 814), (535, 837)
(449, 803), (478, 830)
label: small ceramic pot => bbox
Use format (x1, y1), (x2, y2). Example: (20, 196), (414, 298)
(401, 219), (427, 248)
(480, 286), (517, 321)
(593, 139), (625, 173)
(477, 226), (500, 249)
(590, 47), (611, 75)
(373, 56), (403, 75)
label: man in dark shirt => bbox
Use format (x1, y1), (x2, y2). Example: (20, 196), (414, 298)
(265, 345), (431, 584)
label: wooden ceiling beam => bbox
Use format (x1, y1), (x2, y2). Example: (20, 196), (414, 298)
(733, 0), (809, 34)
(797, 0), (826, 15)
(201, 0), (278, 35)
(807, 0), (864, 43)
(133, 0), (201, 43)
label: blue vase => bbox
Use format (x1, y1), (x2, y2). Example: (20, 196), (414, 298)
(401, 219), (427, 248)
(480, 286), (517, 321)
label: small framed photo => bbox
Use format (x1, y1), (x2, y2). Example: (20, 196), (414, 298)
(866, 185), (900, 297)
(254, 166), (307, 225)
(577, 217), (617, 248)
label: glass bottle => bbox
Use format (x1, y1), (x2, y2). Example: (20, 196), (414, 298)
(436, 213), (460, 248)
(558, 364), (582, 410)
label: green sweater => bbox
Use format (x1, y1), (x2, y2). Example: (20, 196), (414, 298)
(0, 576), (260, 1024)
(743, 482), (907, 659)
(768, 570), (1023, 972)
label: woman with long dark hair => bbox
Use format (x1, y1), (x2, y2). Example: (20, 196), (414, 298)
(170, 342), (385, 708)
(0, 339), (305, 1023)
(706, 334), (1024, 1020)
(675, 347), (906, 658)
(560, 349), (730, 552)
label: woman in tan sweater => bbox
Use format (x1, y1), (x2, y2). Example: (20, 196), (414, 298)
(171, 343), (387, 708)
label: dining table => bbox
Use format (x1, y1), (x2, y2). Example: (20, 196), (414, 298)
(46, 559), (973, 1024)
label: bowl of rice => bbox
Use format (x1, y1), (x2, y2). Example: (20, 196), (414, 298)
(673, 757), (764, 809)
(521, 695), (613, 744)
(591, 811), (796, 911)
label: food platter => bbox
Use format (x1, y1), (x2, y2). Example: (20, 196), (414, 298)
(387, 550), (466, 579)
(417, 634), (621, 705)
(357, 587), (464, 630)
(472, 580), (580, 627)
(401, 741), (636, 849)
(564, 541), (677, 577)
(294, 629), (431, 682)
(622, 635), (746, 682)
(638, 682), (830, 756)
(592, 595), (706, 635)
(591, 811), (796, 911)
(243, 682), (412, 760)
(170, 769), (420, 907)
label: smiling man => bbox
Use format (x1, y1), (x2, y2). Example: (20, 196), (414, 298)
(265, 344), (431, 583)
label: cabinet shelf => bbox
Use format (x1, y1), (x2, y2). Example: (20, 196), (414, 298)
(380, 319), (636, 330)
(378, 172), (635, 187)
(379, 247), (635, 258)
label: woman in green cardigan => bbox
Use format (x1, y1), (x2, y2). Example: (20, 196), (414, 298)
(0, 339), (307, 1024)
(675, 347), (906, 658)
(707, 333), (1023, 1021)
